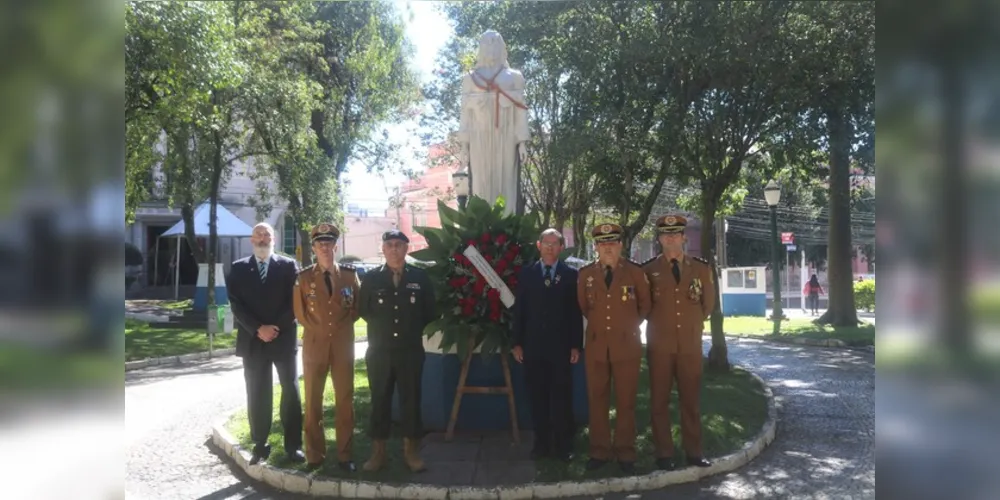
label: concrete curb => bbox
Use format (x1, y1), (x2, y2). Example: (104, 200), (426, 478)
(124, 339), (306, 372)
(720, 333), (878, 350)
(125, 348), (238, 371)
(210, 365), (778, 498)
(125, 311), (171, 323)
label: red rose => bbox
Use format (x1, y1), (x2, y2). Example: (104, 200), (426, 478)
(489, 310), (501, 322)
(456, 276), (469, 287)
(483, 254), (493, 265)
(462, 303), (475, 316)
(487, 288), (500, 301)
(448, 278), (463, 288)
(495, 260), (508, 273)
(514, 264), (522, 274)
(473, 279), (486, 295)
(481, 232), (492, 244)
(495, 233), (508, 245)
(467, 240), (477, 248)
(507, 275), (518, 288)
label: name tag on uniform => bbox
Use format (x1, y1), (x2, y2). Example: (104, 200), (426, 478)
(406, 283), (421, 290)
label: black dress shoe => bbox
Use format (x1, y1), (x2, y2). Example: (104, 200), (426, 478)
(619, 461), (636, 474)
(249, 444), (271, 466)
(656, 458), (676, 470)
(339, 460), (357, 472)
(585, 458), (608, 471)
(688, 456), (712, 467)
(286, 450), (306, 463)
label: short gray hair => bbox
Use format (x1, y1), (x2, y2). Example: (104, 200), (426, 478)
(253, 222), (275, 237)
(538, 228), (564, 244)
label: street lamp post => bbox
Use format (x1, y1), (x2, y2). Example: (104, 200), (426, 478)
(764, 179), (783, 334)
(452, 171), (470, 211)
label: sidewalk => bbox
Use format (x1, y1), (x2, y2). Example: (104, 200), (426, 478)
(410, 431), (536, 486)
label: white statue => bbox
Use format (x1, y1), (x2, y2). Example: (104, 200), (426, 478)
(456, 30), (530, 213)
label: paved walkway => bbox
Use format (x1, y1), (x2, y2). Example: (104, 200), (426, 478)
(125, 337), (874, 499)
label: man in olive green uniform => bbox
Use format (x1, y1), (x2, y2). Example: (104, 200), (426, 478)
(293, 223), (361, 471)
(576, 223), (652, 473)
(358, 230), (437, 473)
(641, 215), (716, 470)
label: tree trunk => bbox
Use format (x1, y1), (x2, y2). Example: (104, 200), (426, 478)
(939, 61), (969, 355)
(206, 131), (224, 309)
(299, 227), (313, 265)
(817, 106), (859, 327)
(701, 200), (729, 372)
(180, 204), (204, 264)
(572, 210), (588, 259)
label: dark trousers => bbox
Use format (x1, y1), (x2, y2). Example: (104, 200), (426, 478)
(242, 353), (303, 453)
(365, 348), (424, 439)
(524, 355), (574, 453)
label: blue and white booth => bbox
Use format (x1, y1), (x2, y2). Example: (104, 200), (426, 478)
(158, 202), (254, 311)
(398, 326), (591, 432)
(720, 266), (767, 316)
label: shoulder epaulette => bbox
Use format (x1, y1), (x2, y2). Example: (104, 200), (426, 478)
(640, 254), (660, 267)
(338, 262), (356, 272)
(624, 258), (642, 267)
(692, 256), (709, 265)
(581, 260), (599, 270)
(297, 264), (315, 275)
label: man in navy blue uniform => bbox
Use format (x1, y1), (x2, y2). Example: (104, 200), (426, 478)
(512, 228), (584, 461)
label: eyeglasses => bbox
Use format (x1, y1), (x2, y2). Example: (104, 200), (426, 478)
(538, 242), (562, 249)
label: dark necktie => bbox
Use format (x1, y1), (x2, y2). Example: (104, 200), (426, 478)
(604, 266), (613, 288)
(544, 264), (553, 283)
(671, 259), (681, 284)
(258, 260), (267, 283)
(323, 270), (333, 296)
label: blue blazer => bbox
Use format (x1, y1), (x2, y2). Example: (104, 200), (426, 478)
(512, 260), (584, 360)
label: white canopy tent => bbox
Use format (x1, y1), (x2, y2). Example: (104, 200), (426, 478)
(155, 202), (255, 299)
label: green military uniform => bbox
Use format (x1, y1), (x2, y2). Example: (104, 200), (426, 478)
(358, 230), (437, 472)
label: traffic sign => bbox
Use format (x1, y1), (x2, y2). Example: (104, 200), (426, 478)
(781, 232), (794, 245)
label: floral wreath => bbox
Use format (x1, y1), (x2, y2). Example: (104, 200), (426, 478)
(410, 196), (540, 358)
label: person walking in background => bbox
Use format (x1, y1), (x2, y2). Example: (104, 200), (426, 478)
(225, 222), (304, 466)
(293, 223), (361, 472)
(803, 274), (824, 316)
(512, 228), (583, 462)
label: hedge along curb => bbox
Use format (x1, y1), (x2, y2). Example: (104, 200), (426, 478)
(210, 365), (778, 499)
(124, 339), (307, 372)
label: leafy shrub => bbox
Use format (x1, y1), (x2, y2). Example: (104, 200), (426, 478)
(854, 279), (875, 312)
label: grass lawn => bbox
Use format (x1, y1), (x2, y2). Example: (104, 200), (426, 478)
(710, 316), (875, 346)
(535, 358), (767, 481)
(125, 319), (236, 361)
(125, 318), (368, 362)
(227, 355), (769, 483)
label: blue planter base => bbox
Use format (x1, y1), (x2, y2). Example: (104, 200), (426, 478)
(721, 293), (766, 317)
(193, 286), (229, 312)
(391, 351), (590, 431)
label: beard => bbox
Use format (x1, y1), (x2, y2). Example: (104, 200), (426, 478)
(252, 242), (274, 260)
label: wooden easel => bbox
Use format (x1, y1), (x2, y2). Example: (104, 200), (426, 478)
(445, 344), (520, 443)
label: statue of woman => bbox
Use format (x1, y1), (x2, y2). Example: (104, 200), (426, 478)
(456, 31), (530, 213)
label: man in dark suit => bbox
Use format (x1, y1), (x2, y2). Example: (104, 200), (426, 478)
(225, 222), (304, 465)
(512, 228), (584, 462)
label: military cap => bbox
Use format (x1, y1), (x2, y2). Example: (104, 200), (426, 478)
(310, 223), (340, 242)
(655, 214), (687, 234)
(382, 229), (410, 243)
(592, 222), (623, 243)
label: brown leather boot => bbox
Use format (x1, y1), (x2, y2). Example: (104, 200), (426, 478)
(403, 438), (426, 472)
(363, 440), (387, 472)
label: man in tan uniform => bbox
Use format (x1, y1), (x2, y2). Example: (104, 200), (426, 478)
(576, 223), (651, 473)
(293, 223), (361, 472)
(641, 214), (716, 470)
